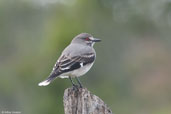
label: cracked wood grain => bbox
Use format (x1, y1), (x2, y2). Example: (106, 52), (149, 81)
(63, 87), (113, 114)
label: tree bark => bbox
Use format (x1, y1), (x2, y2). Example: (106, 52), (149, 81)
(63, 87), (113, 114)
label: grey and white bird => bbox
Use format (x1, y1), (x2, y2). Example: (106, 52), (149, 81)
(38, 33), (101, 87)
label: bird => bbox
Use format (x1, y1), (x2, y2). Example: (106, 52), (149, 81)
(38, 33), (101, 87)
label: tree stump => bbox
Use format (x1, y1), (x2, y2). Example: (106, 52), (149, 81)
(63, 87), (113, 114)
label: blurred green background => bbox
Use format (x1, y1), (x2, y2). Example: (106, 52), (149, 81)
(0, 0), (171, 114)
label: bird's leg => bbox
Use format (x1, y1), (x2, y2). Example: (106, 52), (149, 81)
(76, 77), (83, 88)
(69, 77), (78, 89)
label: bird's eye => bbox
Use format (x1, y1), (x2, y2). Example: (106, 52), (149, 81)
(85, 37), (90, 41)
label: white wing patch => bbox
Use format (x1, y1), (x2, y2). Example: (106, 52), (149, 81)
(61, 66), (70, 70)
(80, 62), (83, 67)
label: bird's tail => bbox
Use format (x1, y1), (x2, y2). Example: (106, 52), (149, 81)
(38, 73), (58, 86)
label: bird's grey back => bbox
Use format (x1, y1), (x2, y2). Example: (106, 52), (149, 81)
(61, 43), (96, 57)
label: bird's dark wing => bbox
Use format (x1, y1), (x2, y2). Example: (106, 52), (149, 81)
(54, 52), (96, 74)
(38, 53), (95, 86)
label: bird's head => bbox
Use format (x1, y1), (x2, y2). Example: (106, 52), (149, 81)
(71, 33), (101, 47)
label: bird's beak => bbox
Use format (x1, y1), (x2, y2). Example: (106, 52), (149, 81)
(92, 38), (101, 42)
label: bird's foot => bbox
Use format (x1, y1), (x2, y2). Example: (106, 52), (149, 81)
(79, 84), (83, 88)
(72, 84), (79, 90)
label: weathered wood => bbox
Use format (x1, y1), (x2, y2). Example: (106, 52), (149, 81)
(63, 87), (113, 114)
